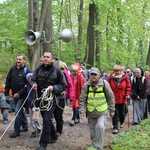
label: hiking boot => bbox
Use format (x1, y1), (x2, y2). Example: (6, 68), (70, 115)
(30, 132), (36, 138)
(48, 137), (58, 144)
(112, 129), (118, 134)
(20, 128), (28, 132)
(10, 132), (20, 138)
(74, 119), (80, 124)
(70, 120), (75, 126)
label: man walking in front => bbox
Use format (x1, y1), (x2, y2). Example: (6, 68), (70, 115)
(79, 67), (115, 150)
(31, 51), (67, 150)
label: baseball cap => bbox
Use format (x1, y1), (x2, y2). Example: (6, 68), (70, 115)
(90, 67), (100, 74)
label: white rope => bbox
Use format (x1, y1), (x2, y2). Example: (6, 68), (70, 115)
(33, 87), (54, 111)
(33, 88), (65, 111)
(0, 86), (33, 141)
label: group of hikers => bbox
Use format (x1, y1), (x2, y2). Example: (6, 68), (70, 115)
(0, 52), (149, 150)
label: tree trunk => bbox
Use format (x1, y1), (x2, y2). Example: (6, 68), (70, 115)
(31, 0), (49, 71)
(87, 3), (95, 68)
(77, 0), (83, 61)
(138, 40), (144, 66)
(43, 0), (53, 53)
(146, 41), (150, 67)
(27, 0), (34, 65)
(106, 19), (111, 64)
(95, 5), (100, 68)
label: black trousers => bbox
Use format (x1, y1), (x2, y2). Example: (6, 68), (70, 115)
(40, 105), (56, 148)
(112, 103), (126, 130)
(147, 95), (150, 113)
(54, 98), (65, 134)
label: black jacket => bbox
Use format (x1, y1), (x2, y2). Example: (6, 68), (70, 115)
(31, 63), (67, 97)
(5, 65), (31, 98)
(132, 76), (147, 99)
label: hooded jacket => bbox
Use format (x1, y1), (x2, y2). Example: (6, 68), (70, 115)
(107, 72), (131, 104)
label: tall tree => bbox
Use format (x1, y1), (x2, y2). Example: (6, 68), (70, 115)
(87, 3), (95, 68)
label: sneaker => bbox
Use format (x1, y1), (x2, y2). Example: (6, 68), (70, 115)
(10, 132), (20, 138)
(74, 119), (80, 124)
(70, 120), (75, 126)
(57, 131), (62, 137)
(120, 123), (124, 128)
(30, 132), (36, 138)
(4, 120), (9, 124)
(112, 129), (118, 134)
(37, 129), (42, 135)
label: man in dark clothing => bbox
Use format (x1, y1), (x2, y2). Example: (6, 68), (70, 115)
(5, 54), (31, 138)
(31, 51), (67, 150)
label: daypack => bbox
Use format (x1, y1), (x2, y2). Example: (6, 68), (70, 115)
(133, 76), (145, 84)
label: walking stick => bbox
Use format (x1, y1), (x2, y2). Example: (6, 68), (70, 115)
(127, 103), (130, 128)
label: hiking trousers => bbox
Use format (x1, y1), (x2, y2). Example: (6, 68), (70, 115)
(88, 114), (107, 149)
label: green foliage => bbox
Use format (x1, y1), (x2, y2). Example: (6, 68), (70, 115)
(0, 0), (150, 73)
(112, 119), (150, 150)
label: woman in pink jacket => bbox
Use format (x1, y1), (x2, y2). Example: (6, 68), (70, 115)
(108, 65), (131, 134)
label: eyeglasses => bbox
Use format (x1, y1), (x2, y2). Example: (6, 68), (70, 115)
(90, 73), (97, 76)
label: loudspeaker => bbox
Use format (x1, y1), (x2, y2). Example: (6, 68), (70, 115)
(24, 30), (41, 45)
(58, 29), (73, 43)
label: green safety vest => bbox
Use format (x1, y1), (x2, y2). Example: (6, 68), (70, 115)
(87, 86), (108, 112)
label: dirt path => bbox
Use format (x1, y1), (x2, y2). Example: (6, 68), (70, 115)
(0, 105), (133, 150)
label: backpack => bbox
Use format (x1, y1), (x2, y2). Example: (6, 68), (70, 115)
(133, 76), (145, 84)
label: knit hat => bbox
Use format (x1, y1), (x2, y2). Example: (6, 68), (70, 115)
(26, 73), (33, 81)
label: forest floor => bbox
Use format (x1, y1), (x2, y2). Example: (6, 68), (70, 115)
(0, 104), (134, 150)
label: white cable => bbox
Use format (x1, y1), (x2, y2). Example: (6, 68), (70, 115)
(0, 86), (33, 141)
(34, 88), (65, 111)
(33, 87), (54, 111)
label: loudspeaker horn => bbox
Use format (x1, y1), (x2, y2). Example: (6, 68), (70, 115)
(24, 30), (41, 45)
(58, 29), (73, 43)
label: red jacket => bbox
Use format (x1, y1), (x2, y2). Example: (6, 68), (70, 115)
(107, 73), (131, 104)
(70, 63), (86, 108)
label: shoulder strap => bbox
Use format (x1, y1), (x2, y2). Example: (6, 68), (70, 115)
(133, 77), (136, 83)
(103, 80), (106, 98)
(142, 76), (145, 84)
(133, 76), (145, 84)
(24, 67), (27, 74)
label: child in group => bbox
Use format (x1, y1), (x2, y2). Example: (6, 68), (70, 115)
(70, 62), (86, 126)
(26, 73), (42, 138)
(0, 84), (10, 124)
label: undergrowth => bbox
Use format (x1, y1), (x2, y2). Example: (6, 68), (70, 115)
(112, 119), (150, 150)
